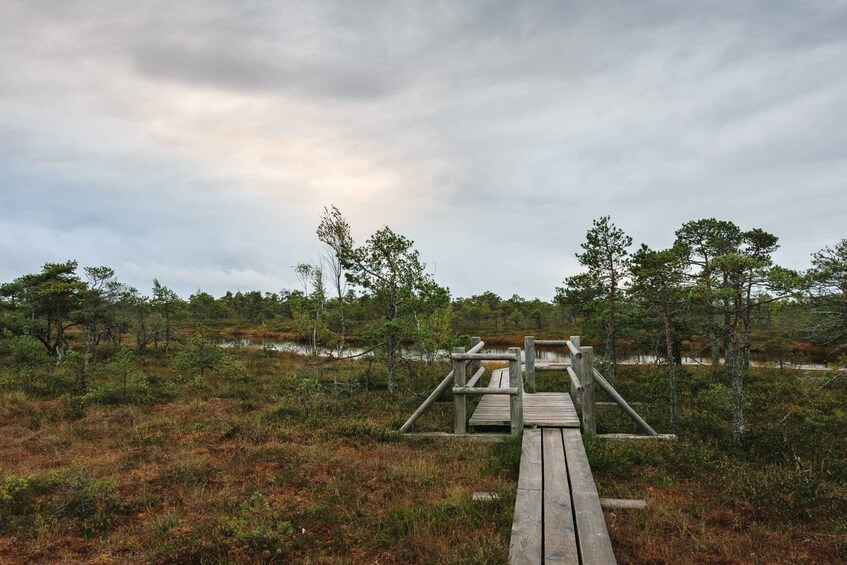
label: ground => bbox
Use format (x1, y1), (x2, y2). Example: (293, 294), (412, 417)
(1, 348), (845, 563)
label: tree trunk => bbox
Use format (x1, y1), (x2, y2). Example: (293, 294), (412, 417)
(662, 307), (678, 428)
(709, 327), (720, 368)
(730, 294), (745, 447)
(386, 332), (397, 394)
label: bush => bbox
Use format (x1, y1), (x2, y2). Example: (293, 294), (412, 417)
(221, 493), (294, 554)
(0, 475), (35, 533)
(53, 475), (122, 536)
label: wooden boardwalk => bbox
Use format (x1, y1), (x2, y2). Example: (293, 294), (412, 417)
(468, 368), (580, 428)
(510, 428), (616, 564)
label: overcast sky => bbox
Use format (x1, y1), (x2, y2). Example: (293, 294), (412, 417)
(2, 1), (846, 300)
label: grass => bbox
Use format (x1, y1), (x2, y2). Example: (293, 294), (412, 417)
(0, 348), (516, 563)
(1, 343), (845, 563)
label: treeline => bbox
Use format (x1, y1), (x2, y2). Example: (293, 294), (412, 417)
(1, 209), (845, 437)
(557, 216), (847, 445)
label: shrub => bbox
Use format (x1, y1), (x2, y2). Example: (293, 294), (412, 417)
(0, 475), (35, 533)
(221, 493), (294, 554)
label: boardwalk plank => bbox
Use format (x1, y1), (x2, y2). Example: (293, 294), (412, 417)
(562, 429), (617, 564)
(470, 393), (580, 428)
(511, 430), (542, 564)
(543, 429), (579, 564)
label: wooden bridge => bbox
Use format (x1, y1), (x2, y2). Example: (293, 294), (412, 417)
(400, 336), (663, 564)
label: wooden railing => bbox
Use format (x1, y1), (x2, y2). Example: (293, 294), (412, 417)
(399, 338), (524, 436)
(451, 345), (523, 436)
(524, 335), (656, 436)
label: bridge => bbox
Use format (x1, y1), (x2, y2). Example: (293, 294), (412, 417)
(400, 336), (665, 564)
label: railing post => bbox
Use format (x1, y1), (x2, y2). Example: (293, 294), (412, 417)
(569, 335), (581, 407)
(470, 336), (481, 377)
(453, 347), (467, 434)
(508, 347), (524, 437)
(524, 336), (536, 393)
(580, 346), (596, 434)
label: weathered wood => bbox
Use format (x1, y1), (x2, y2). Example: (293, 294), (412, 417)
(469, 393), (579, 428)
(525, 336), (536, 393)
(596, 401), (647, 406)
(453, 346), (467, 434)
(580, 346), (596, 435)
(453, 386), (519, 395)
(511, 430), (542, 564)
(534, 339), (569, 345)
(542, 428), (580, 563)
(599, 498), (647, 510)
(595, 433), (677, 441)
(489, 368), (507, 388)
(452, 352), (519, 361)
(470, 337), (482, 381)
(517, 429), (542, 491)
(592, 369), (657, 436)
(510, 488), (543, 565)
(567, 366), (583, 398)
(566, 339), (582, 358)
(467, 339), (486, 354)
(465, 366), (486, 389)
(569, 336), (581, 410)
(509, 347), (523, 437)
(535, 364), (571, 371)
(399, 369), (455, 433)
(562, 429), (617, 564)
(402, 432), (510, 442)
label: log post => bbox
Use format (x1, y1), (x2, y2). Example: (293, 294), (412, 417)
(524, 336), (536, 393)
(569, 335), (581, 409)
(508, 347), (524, 437)
(469, 337), (481, 376)
(580, 346), (596, 434)
(453, 347), (467, 434)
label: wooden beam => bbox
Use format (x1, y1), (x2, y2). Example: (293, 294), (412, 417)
(452, 352), (519, 361)
(534, 339), (568, 345)
(509, 347), (524, 437)
(595, 433), (676, 441)
(399, 369), (454, 433)
(592, 369), (657, 437)
(566, 339), (582, 358)
(567, 366), (583, 397)
(510, 430), (542, 564)
(452, 386), (519, 395)
(542, 428), (579, 563)
(600, 498), (647, 510)
(465, 366), (485, 389)
(580, 346), (596, 435)
(525, 336), (536, 393)
(402, 432), (510, 442)
(562, 429), (617, 564)
(453, 346), (467, 434)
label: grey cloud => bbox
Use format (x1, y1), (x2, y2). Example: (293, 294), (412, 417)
(2, 1), (847, 299)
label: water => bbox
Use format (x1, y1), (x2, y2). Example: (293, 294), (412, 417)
(219, 337), (834, 371)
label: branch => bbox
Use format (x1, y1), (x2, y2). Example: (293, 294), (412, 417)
(308, 342), (387, 365)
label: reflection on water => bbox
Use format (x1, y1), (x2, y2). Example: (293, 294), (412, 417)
(219, 338), (834, 371)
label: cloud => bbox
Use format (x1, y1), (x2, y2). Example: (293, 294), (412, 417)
(2, 1), (847, 299)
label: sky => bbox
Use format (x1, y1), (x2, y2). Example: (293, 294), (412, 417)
(2, 1), (846, 300)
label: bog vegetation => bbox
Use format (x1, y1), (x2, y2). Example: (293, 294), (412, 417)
(0, 209), (845, 563)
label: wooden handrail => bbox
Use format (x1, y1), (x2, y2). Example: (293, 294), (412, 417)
(567, 367), (583, 395)
(453, 387), (519, 395)
(400, 370), (454, 433)
(465, 366), (485, 389)
(593, 368), (657, 436)
(566, 340), (582, 358)
(452, 352), (520, 361)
